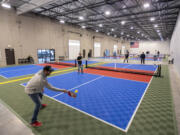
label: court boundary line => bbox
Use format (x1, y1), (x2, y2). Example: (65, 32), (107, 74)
(45, 94), (127, 132)
(52, 76), (104, 98)
(84, 70), (149, 83)
(125, 67), (157, 132)
(0, 65), (43, 74)
(0, 68), (76, 85)
(0, 74), (8, 79)
(0, 65), (59, 79)
(125, 76), (153, 132)
(20, 84), (126, 132)
(19, 71), (156, 133)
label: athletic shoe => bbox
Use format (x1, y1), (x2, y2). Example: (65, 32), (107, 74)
(31, 121), (42, 127)
(40, 104), (47, 109)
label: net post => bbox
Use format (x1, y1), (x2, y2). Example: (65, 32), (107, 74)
(75, 59), (77, 67)
(159, 64), (161, 77)
(85, 60), (88, 68)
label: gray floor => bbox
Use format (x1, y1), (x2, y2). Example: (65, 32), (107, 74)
(0, 64), (179, 135)
(0, 99), (34, 135)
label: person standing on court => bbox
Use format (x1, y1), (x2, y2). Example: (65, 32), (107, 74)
(124, 51), (129, 63)
(77, 53), (83, 73)
(25, 65), (68, 127)
(140, 52), (146, 64)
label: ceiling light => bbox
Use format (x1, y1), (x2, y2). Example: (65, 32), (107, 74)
(137, 31), (140, 34)
(121, 32), (124, 35)
(1, 3), (11, 9)
(154, 24), (158, 28)
(99, 24), (103, 27)
(141, 34), (144, 36)
(121, 21), (126, 25)
(81, 26), (86, 29)
(96, 30), (99, 32)
(157, 30), (160, 33)
(150, 17), (155, 21)
(143, 3), (150, 8)
(79, 16), (84, 20)
(60, 20), (65, 24)
(127, 35), (129, 37)
(130, 26), (134, 29)
(111, 28), (114, 31)
(105, 11), (111, 16)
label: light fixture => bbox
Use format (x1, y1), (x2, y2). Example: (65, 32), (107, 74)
(99, 24), (103, 27)
(130, 26), (134, 30)
(96, 30), (99, 32)
(105, 11), (111, 16)
(79, 16), (84, 20)
(111, 28), (114, 31)
(81, 26), (86, 29)
(157, 30), (160, 33)
(154, 24), (158, 28)
(143, 3), (150, 8)
(121, 32), (124, 35)
(127, 34), (129, 37)
(121, 21), (126, 25)
(150, 17), (155, 21)
(1, 3), (11, 9)
(123, 5), (126, 9)
(137, 31), (140, 34)
(141, 33), (144, 36)
(60, 20), (65, 24)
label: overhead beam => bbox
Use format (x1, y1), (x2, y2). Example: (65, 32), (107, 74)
(17, 0), (56, 15)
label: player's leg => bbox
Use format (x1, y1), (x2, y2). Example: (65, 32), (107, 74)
(28, 93), (42, 125)
(81, 64), (84, 73)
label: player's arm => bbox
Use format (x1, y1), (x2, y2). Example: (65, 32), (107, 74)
(44, 80), (68, 93)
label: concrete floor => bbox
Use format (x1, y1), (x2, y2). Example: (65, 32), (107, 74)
(0, 99), (34, 135)
(0, 63), (179, 135)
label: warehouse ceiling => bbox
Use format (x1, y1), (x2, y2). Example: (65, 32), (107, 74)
(2, 0), (180, 41)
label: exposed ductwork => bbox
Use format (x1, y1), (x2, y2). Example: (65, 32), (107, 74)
(16, 0), (57, 15)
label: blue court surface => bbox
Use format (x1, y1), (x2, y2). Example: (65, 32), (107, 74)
(0, 64), (57, 78)
(63, 60), (98, 65)
(22, 71), (149, 131)
(101, 63), (157, 71)
(130, 58), (162, 61)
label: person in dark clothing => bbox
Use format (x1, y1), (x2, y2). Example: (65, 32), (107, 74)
(124, 51), (129, 63)
(140, 52), (146, 64)
(88, 52), (91, 59)
(157, 51), (160, 57)
(77, 53), (83, 73)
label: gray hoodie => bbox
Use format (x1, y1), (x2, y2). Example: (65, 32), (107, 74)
(25, 70), (64, 94)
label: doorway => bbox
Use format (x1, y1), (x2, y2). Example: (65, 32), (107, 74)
(5, 48), (15, 65)
(83, 49), (86, 58)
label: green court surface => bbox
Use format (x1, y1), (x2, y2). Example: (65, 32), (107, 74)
(0, 66), (177, 135)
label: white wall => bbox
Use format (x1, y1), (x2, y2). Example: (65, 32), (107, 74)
(170, 11), (180, 76)
(130, 41), (170, 54)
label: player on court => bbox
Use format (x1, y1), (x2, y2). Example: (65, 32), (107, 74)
(77, 53), (83, 73)
(25, 66), (68, 127)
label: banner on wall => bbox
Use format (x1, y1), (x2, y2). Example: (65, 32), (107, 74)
(130, 42), (139, 48)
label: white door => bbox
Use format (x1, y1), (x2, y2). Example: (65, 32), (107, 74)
(121, 46), (126, 55)
(113, 45), (118, 53)
(94, 42), (101, 57)
(69, 40), (80, 60)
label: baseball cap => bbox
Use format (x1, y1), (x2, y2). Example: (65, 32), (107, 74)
(43, 65), (54, 72)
